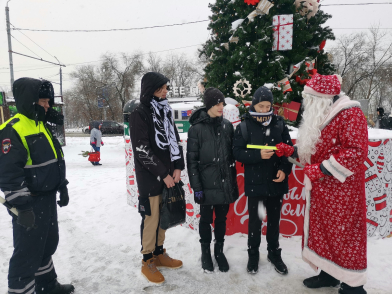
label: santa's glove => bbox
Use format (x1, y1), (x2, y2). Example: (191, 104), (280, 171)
(304, 163), (325, 183)
(57, 186), (69, 207)
(194, 191), (205, 204)
(276, 143), (295, 157)
(17, 208), (36, 229)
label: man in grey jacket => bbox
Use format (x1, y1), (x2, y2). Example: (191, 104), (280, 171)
(90, 121), (104, 165)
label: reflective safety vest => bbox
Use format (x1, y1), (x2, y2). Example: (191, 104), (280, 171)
(0, 113), (64, 193)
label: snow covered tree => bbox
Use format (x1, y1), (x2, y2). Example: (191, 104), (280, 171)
(200, 0), (335, 121)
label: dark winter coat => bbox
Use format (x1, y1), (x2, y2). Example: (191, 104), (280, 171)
(233, 113), (293, 198)
(129, 72), (185, 198)
(377, 114), (390, 130)
(187, 108), (239, 205)
(0, 78), (67, 210)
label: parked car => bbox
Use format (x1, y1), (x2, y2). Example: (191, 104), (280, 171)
(82, 126), (89, 133)
(88, 120), (124, 135)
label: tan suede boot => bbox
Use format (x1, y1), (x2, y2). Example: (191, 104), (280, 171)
(141, 258), (165, 284)
(154, 249), (183, 269)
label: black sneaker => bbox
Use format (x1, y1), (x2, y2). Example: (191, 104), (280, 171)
(339, 283), (367, 294)
(303, 270), (340, 288)
(267, 248), (288, 275)
(247, 248), (259, 274)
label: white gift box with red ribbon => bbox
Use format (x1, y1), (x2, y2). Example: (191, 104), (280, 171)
(272, 14), (293, 51)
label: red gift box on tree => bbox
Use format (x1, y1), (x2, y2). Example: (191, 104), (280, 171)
(273, 101), (301, 121)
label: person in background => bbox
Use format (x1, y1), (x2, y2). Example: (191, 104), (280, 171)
(129, 72), (185, 284)
(0, 78), (74, 294)
(376, 107), (389, 129)
(233, 86), (293, 275)
(90, 122), (104, 165)
(187, 88), (239, 273)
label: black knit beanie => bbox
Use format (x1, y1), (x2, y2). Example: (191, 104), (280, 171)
(38, 81), (54, 99)
(204, 87), (225, 111)
(251, 86), (274, 111)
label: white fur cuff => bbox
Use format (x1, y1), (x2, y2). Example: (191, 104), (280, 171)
(322, 155), (354, 183)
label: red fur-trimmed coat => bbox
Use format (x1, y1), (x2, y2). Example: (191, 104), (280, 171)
(302, 96), (368, 287)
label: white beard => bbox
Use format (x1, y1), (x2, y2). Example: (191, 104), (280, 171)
(297, 94), (333, 164)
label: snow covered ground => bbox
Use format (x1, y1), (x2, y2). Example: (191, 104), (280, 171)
(1, 137), (392, 293)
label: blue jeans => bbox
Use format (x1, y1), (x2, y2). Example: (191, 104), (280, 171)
(91, 145), (100, 164)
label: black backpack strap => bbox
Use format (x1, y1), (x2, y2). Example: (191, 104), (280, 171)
(240, 120), (249, 143)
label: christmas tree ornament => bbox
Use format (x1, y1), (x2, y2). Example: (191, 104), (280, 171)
(223, 103), (241, 128)
(244, 0), (260, 5)
(272, 15), (293, 51)
(318, 40), (326, 52)
(229, 36), (240, 44)
(294, 0), (319, 19)
(242, 100), (252, 108)
(247, 0), (274, 22)
(233, 79), (252, 98)
(277, 77), (293, 94)
(225, 97), (240, 107)
(221, 43), (229, 50)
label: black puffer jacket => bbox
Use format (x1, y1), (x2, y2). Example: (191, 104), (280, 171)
(187, 108), (239, 205)
(129, 72), (185, 198)
(233, 113), (293, 198)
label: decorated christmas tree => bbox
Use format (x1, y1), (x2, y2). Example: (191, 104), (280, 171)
(200, 0), (335, 124)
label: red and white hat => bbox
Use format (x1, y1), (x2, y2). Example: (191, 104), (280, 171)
(303, 73), (342, 99)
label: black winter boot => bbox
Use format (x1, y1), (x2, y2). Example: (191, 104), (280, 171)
(247, 248), (260, 274)
(339, 283), (367, 294)
(303, 270), (340, 288)
(201, 243), (214, 272)
(267, 248), (288, 275)
(214, 241), (229, 272)
(37, 280), (75, 294)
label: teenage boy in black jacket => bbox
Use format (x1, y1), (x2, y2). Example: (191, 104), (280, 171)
(233, 86), (293, 275)
(130, 72), (185, 284)
(187, 88), (239, 273)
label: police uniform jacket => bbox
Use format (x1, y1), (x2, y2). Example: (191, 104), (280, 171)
(0, 78), (67, 210)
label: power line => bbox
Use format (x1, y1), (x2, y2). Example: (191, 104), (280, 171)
(0, 65), (58, 74)
(0, 44), (203, 74)
(324, 2), (392, 6)
(10, 22), (58, 61)
(10, 34), (42, 59)
(11, 19), (209, 33)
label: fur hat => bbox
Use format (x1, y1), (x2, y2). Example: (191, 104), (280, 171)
(303, 73), (342, 99)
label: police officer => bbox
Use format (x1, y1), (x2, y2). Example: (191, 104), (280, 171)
(0, 78), (74, 294)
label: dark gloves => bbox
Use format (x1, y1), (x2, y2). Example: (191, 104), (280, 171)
(194, 191), (205, 204)
(57, 186), (69, 207)
(46, 107), (64, 125)
(17, 208), (35, 229)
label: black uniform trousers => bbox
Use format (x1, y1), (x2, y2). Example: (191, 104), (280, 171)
(199, 204), (230, 244)
(8, 192), (59, 294)
(247, 195), (283, 251)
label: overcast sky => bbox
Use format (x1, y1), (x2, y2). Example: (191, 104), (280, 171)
(0, 0), (391, 95)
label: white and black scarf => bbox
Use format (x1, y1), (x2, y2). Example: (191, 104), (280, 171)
(150, 98), (181, 161)
(249, 110), (273, 126)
